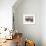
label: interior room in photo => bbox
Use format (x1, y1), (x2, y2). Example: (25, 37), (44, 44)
(12, 0), (46, 46)
(0, 0), (46, 46)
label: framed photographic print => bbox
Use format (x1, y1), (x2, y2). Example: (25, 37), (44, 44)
(23, 14), (35, 24)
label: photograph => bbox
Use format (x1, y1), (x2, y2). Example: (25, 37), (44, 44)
(0, 0), (46, 46)
(23, 14), (35, 24)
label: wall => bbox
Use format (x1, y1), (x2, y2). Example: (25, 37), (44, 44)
(13, 0), (41, 46)
(41, 0), (46, 46)
(0, 0), (16, 30)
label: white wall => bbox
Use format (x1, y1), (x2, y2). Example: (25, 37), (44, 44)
(12, 0), (46, 46)
(0, 0), (16, 30)
(13, 0), (41, 46)
(41, 0), (46, 46)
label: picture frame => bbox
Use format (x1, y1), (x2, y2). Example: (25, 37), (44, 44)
(23, 14), (35, 24)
